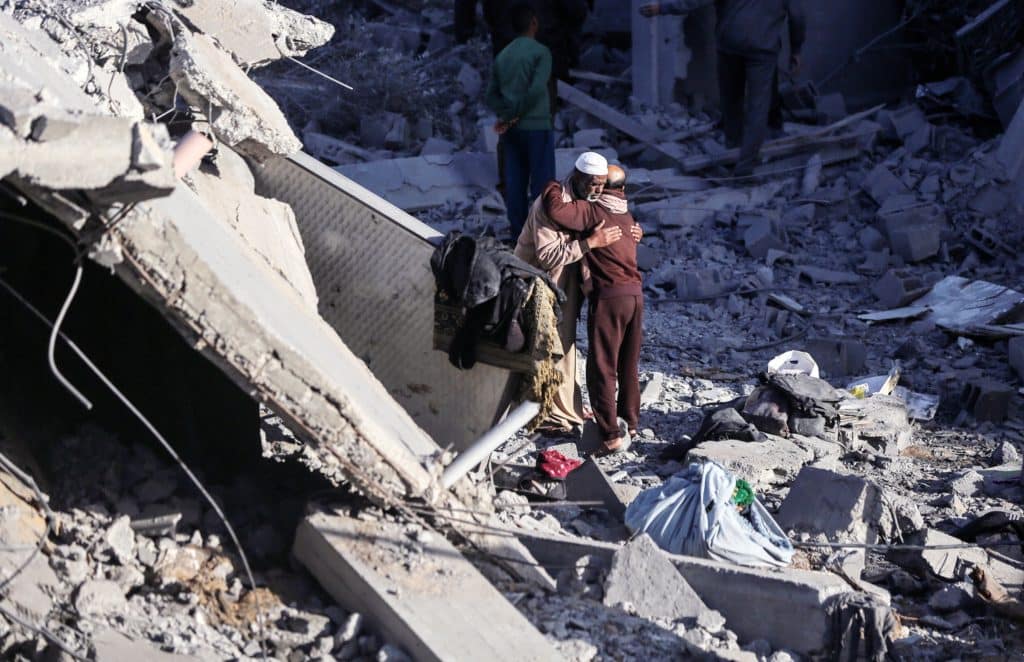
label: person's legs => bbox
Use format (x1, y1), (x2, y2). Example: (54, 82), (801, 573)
(501, 128), (529, 240)
(587, 296), (629, 444)
(545, 267), (584, 430)
(736, 55), (777, 176)
(716, 51), (745, 150)
(616, 296), (643, 435)
(525, 128), (556, 204)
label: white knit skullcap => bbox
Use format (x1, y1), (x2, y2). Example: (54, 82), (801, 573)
(574, 151), (608, 176)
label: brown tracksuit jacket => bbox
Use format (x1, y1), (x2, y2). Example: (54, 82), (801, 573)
(539, 182), (642, 299)
(541, 182), (644, 444)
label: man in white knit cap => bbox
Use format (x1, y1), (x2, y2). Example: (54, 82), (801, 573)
(515, 152), (622, 432)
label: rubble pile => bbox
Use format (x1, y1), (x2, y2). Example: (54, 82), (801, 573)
(2, 0), (1024, 660)
(0, 425), (401, 660)
(250, 2), (1024, 659)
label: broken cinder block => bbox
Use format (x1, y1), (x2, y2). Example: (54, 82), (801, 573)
(742, 217), (785, 259)
(871, 269), (930, 309)
(961, 379), (1014, 423)
(861, 164), (910, 205)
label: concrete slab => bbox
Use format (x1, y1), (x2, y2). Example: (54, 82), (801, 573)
(337, 153), (498, 212)
(92, 628), (200, 662)
(293, 511), (560, 662)
(172, 0), (334, 67)
(514, 529), (880, 655)
(686, 437), (813, 489)
(169, 29), (301, 160)
(776, 466), (884, 544)
(604, 534), (725, 631)
(565, 459), (628, 521)
(67, 174), (439, 500)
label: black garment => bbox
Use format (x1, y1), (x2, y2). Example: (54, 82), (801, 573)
(431, 232), (564, 369)
(662, 0), (805, 58)
(718, 50), (776, 174)
(455, 0), (589, 81)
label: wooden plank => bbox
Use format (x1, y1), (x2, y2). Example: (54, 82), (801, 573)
(569, 68), (630, 85)
(293, 511), (560, 662)
(681, 104), (884, 172)
(556, 80), (689, 163)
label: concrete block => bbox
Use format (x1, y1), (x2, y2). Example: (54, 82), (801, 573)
(961, 379), (1014, 423)
(743, 217), (785, 259)
(888, 223), (940, 262)
(675, 268), (734, 301)
(294, 512), (560, 662)
(858, 226), (887, 252)
(640, 372), (665, 407)
(604, 535), (725, 631)
(776, 467), (883, 544)
(565, 459), (628, 521)
(837, 394), (913, 457)
(871, 269), (929, 309)
(861, 164), (910, 205)
(1008, 337), (1024, 381)
(514, 529), (885, 655)
(686, 437), (814, 489)
(802, 337), (867, 377)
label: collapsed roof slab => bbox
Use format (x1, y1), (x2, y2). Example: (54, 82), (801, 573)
(26, 179), (442, 502)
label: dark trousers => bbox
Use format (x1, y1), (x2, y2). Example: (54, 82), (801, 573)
(717, 50), (777, 174)
(587, 295), (643, 442)
(501, 127), (555, 240)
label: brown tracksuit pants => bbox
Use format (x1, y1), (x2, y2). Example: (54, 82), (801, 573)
(587, 295), (643, 442)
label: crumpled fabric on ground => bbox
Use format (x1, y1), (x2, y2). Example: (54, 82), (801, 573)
(624, 461), (794, 568)
(536, 449), (582, 480)
(827, 592), (897, 662)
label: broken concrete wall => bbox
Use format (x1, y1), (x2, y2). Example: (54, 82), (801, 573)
(253, 153), (518, 452)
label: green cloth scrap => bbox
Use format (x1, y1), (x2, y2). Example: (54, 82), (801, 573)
(732, 479), (754, 508)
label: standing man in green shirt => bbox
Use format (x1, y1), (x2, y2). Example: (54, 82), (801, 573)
(485, 3), (555, 241)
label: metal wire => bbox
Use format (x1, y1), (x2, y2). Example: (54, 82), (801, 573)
(47, 266), (93, 410)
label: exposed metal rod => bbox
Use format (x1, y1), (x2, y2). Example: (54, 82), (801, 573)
(441, 401), (541, 489)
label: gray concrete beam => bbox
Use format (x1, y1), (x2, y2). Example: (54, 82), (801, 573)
(514, 529), (881, 654)
(293, 511), (561, 662)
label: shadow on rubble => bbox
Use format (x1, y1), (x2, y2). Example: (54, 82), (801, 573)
(0, 198), (342, 570)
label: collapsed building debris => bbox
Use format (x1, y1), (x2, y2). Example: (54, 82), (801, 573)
(3, 0), (1024, 660)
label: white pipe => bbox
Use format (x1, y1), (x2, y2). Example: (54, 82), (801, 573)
(441, 401), (541, 489)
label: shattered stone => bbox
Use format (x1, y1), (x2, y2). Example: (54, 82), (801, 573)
(949, 469), (985, 497)
(888, 529), (988, 581)
(104, 515), (136, 565)
(74, 579), (129, 618)
(603, 535), (726, 632)
(169, 30), (302, 160)
(861, 164), (910, 205)
(961, 379), (1014, 423)
(172, 0), (334, 67)
(992, 441), (1021, 466)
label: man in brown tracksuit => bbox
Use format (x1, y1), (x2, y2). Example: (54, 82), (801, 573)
(541, 165), (643, 453)
(514, 152), (621, 432)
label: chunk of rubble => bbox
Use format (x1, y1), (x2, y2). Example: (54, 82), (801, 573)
(184, 147), (319, 310)
(603, 534), (727, 632)
(686, 437), (813, 488)
(887, 529), (988, 581)
(170, 30), (302, 161)
(172, 0), (335, 67)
